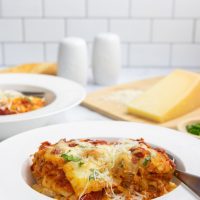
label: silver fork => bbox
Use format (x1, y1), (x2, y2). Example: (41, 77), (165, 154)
(20, 91), (45, 98)
(168, 153), (200, 197)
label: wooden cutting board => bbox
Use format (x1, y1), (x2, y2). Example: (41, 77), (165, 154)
(82, 76), (200, 129)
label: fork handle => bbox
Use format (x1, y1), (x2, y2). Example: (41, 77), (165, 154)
(175, 169), (200, 197)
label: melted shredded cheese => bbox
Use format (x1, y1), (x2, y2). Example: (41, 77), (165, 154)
(32, 138), (176, 200)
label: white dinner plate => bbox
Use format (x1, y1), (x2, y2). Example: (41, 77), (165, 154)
(0, 73), (85, 139)
(0, 121), (199, 200)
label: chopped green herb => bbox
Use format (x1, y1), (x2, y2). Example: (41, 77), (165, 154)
(79, 145), (87, 148)
(61, 153), (81, 162)
(89, 169), (100, 181)
(143, 156), (151, 166)
(79, 161), (85, 167)
(186, 123), (200, 136)
(89, 175), (94, 180)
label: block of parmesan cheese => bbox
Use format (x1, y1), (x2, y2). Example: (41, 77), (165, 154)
(128, 70), (200, 123)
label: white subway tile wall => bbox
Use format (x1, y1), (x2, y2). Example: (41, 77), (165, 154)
(1, 0), (42, 17)
(195, 20), (200, 42)
(88, 0), (129, 17)
(152, 20), (193, 43)
(0, 0), (199, 68)
(25, 19), (65, 42)
(5, 44), (44, 65)
(45, 43), (59, 62)
(110, 20), (150, 42)
(67, 19), (108, 42)
(175, 0), (200, 18)
(0, 20), (23, 41)
(131, 0), (173, 18)
(44, 0), (85, 17)
(172, 45), (200, 67)
(129, 44), (170, 67)
(121, 44), (129, 66)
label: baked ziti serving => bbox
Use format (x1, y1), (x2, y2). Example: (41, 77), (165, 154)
(0, 90), (45, 115)
(31, 138), (176, 200)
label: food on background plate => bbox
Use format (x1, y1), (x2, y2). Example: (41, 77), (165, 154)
(0, 63), (57, 75)
(0, 90), (45, 115)
(177, 118), (200, 139)
(128, 70), (200, 123)
(186, 122), (200, 136)
(31, 138), (176, 200)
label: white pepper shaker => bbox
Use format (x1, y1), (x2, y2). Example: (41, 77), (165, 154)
(57, 37), (88, 85)
(92, 33), (121, 85)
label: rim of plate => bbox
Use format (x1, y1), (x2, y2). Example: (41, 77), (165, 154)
(0, 73), (85, 123)
(0, 121), (199, 200)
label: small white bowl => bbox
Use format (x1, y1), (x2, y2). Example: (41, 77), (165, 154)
(177, 118), (200, 139)
(0, 74), (85, 140)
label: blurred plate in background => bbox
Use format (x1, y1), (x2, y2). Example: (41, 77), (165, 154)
(0, 73), (85, 140)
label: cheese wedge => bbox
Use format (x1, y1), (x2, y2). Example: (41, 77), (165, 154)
(128, 70), (200, 123)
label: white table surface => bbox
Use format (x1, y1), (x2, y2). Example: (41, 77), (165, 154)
(57, 68), (195, 123)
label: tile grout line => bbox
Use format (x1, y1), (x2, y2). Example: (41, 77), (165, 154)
(1, 41), (71, 44)
(22, 18), (26, 42)
(65, 19), (68, 36)
(107, 18), (110, 32)
(0, 16), (199, 20)
(150, 19), (154, 42)
(172, 0), (176, 18)
(169, 44), (173, 67)
(128, 65), (200, 69)
(43, 42), (47, 61)
(127, 43), (131, 68)
(2, 41), (200, 45)
(1, 43), (5, 66)
(128, 0), (132, 17)
(85, 0), (88, 18)
(42, 0), (45, 18)
(192, 19), (197, 43)
(0, 0), (2, 18)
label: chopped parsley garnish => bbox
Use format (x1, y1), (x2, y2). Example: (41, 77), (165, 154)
(186, 123), (200, 136)
(143, 155), (151, 166)
(79, 145), (87, 148)
(89, 169), (100, 181)
(61, 153), (81, 162)
(79, 161), (85, 167)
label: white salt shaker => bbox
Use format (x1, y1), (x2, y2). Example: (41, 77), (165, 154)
(57, 37), (88, 85)
(92, 33), (121, 85)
